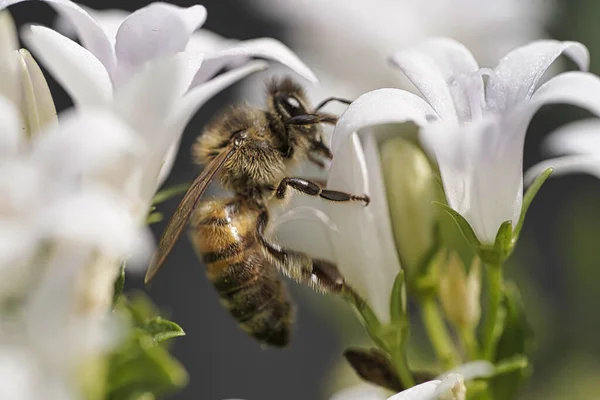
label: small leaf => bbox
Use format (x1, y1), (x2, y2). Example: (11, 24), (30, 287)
(146, 212), (163, 225)
(113, 262), (126, 306)
(344, 348), (404, 392)
(151, 182), (190, 205)
(145, 318), (185, 344)
(490, 220), (514, 263)
(433, 201), (481, 252)
(514, 167), (552, 239)
(390, 270), (407, 325)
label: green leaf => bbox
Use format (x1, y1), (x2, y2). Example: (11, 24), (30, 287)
(146, 212), (163, 225)
(144, 318), (185, 344)
(113, 262), (126, 306)
(151, 182), (190, 205)
(514, 167), (552, 239)
(390, 270), (407, 325)
(433, 201), (481, 252)
(480, 220), (514, 264)
(107, 294), (188, 400)
(489, 283), (533, 400)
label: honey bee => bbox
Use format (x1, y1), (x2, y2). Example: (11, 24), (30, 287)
(145, 77), (369, 347)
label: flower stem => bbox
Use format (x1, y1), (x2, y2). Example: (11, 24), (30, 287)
(420, 295), (458, 369)
(458, 325), (479, 360)
(391, 349), (415, 389)
(481, 263), (503, 360)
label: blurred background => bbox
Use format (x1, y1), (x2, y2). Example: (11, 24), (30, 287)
(8, 0), (600, 398)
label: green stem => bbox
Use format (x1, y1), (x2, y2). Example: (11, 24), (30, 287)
(391, 348), (415, 389)
(481, 263), (503, 360)
(420, 295), (459, 369)
(458, 325), (479, 360)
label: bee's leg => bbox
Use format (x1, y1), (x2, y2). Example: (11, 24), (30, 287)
(314, 97), (353, 112)
(256, 210), (359, 299)
(274, 177), (370, 205)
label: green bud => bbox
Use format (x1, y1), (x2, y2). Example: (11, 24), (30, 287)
(438, 253), (481, 331)
(380, 136), (436, 281)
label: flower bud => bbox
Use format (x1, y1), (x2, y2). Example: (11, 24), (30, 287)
(438, 254), (481, 330)
(0, 11), (57, 138)
(380, 136), (436, 281)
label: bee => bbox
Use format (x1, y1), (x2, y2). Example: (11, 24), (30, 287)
(145, 77), (369, 347)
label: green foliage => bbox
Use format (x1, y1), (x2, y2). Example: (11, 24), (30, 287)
(433, 201), (481, 254)
(489, 283), (533, 400)
(514, 168), (552, 240)
(106, 264), (187, 400)
(151, 183), (190, 205)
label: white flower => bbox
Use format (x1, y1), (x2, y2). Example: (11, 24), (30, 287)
(0, 96), (151, 399)
(332, 38), (600, 248)
(0, 10), (57, 137)
(2, 0), (316, 220)
(329, 374), (466, 400)
(242, 0), (553, 105)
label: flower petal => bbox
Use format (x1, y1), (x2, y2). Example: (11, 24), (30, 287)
(191, 38), (318, 87)
(436, 361), (494, 381)
(331, 88), (438, 155)
(543, 119), (600, 156)
(22, 25), (112, 106)
(330, 384), (388, 400)
(17, 49), (58, 136)
(325, 132), (401, 322)
(386, 380), (440, 400)
(55, 6), (128, 47)
(487, 40), (589, 113)
(33, 108), (144, 183)
(42, 0), (116, 73)
(389, 38), (480, 122)
(169, 60), (268, 140)
(0, 10), (19, 106)
(525, 155), (600, 185)
(423, 116), (524, 244)
(270, 206), (338, 262)
(432, 374), (465, 400)
(114, 3), (206, 84)
(156, 140), (180, 189)
(114, 52), (204, 148)
(0, 95), (23, 156)
(529, 72), (600, 119)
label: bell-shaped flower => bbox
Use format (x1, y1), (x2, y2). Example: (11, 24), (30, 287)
(0, 10), (57, 138)
(332, 38), (600, 252)
(2, 0), (316, 221)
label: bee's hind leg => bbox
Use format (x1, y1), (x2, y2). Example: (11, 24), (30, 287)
(255, 209), (358, 298)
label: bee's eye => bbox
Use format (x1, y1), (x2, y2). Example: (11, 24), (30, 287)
(276, 94), (306, 117)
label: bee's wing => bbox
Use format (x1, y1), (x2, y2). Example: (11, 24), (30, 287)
(144, 145), (238, 283)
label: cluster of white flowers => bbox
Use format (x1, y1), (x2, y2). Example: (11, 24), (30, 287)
(4, 0), (600, 399)
(0, 1), (316, 398)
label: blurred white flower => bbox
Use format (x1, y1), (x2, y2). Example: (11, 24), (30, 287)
(244, 0), (553, 104)
(2, 0), (317, 220)
(0, 95), (151, 399)
(525, 118), (600, 183)
(0, 10), (56, 137)
(329, 374), (466, 400)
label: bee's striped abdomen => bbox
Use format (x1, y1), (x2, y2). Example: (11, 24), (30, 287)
(190, 198), (294, 347)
